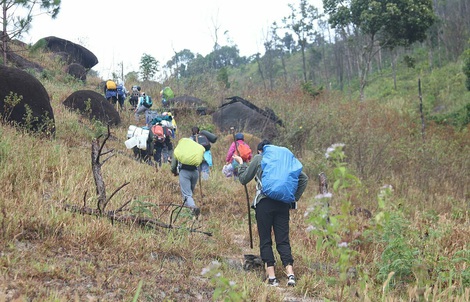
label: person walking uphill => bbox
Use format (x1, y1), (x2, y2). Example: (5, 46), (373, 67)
(171, 137), (206, 217)
(233, 139), (308, 287)
(134, 92), (152, 122)
(226, 132), (252, 177)
(104, 79), (118, 104)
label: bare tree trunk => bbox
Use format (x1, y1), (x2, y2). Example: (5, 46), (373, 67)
(280, 53), (288, 90)
(392, 50), (397, 90)
(255, 55), (267, 91)
(301, 43), (307, 82)
(419, 78), (425, 142)
(2, 2), (8, 65)
(91, 138), (107, 212)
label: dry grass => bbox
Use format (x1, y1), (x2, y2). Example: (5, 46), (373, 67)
(0, 47), (469, 301)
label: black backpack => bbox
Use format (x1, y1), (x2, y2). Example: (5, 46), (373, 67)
(193, 134), (211, 150)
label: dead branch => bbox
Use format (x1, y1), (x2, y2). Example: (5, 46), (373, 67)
(83, 190), (87, 208)
(116, 199), (132, 213)
(96, 125), (111, 163)
(63, 204), (212, 236)
(106, 182), (130, 205)
(101, 153), (115, 165)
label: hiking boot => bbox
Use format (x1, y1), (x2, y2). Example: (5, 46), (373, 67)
(267, 278), (279, 287)
(191, 207), (200, 217)
(287, 275), (296, 287)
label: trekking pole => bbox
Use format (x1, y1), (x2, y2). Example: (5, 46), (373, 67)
(198, 167), (203, 202)
(195, 134), (204, 203)
(231, 127), (253, 249)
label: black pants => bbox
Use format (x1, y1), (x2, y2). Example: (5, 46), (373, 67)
(255, 198), (294, 267)
(153, 137), (173, 166)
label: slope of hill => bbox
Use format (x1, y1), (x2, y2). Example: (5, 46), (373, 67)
(1, 44), (469, 301)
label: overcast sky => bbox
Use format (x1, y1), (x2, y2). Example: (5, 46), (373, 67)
(22, 0), (323, 80)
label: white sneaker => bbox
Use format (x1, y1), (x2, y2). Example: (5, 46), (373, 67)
(267, 278), (279, 287)
(287, 275), (296, 287)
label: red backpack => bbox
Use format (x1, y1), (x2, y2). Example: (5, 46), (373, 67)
(151, 125), (165, 143)
(236, 141), (252, 162)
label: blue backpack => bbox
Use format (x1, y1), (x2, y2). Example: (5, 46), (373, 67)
(117, 84), (125, 97)
(141, 95), (152, 108)
(261, 145), (303, 203)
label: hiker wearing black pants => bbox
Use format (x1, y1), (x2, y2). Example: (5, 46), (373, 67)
(233, 139), (308, 287)
(154, 135), (173, 167)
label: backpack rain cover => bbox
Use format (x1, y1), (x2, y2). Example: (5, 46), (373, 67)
(261, 145), (303, 203)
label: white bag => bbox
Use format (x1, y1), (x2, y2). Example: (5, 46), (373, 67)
(222, 163), (234, 177)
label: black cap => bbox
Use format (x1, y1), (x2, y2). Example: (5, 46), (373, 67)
(257, 139), (271, 151)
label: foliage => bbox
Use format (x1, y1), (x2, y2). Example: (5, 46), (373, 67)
(139, 53), (159, 81)
(306, 144), (362, 301)
(201, 261), (247, 301)
(322, 0), (436, 98)
(430, 102), (470, 129)
(1, 91), (22, 123)
(282, 0), (321, 83)
(462, 46), (470, 91)
(301, 80), (322, 97)
(217, 67), (230, 89)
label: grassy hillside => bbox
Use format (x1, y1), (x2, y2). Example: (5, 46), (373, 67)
(0, 45), (469, 301)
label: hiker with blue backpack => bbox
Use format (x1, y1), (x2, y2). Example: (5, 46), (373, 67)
(233, 139), (308, 287)
(134, 92), (153, 122)
(116, 81), (128, 110)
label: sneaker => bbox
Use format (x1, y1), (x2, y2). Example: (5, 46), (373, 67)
(287, 274), (296, 287)
(191, 207), (200, 217)
(267, 278), (279, 287)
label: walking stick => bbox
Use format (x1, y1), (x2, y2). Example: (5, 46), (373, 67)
(231, 127), (253, 249)
(195, 134), (204, 202)
(199, 167), (203, 201)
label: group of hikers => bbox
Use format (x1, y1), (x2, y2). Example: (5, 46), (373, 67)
(104, 79), (174, 118)
(120, 82), (309, 288)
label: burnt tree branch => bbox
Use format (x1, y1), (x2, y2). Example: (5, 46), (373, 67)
(63, 204), (212, 236)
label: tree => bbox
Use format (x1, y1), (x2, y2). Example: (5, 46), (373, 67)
(139, 53), (159, 81)
(323, 0), (435, 100)
(1, 0), (61, 65)
(165, 49), (195, 78)
(283, 0), (321, 83)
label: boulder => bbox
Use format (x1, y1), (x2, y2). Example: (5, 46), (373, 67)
(169, 95), (207, 108)
(62, 90), (120, 125)
(6, 51), (44, 73)
(66, 63), (87, 81)
(42, 36), (98, 69)
(0, 65), (55, 135)
(163, 95), (209, 117)
(212, 96), (283, 140)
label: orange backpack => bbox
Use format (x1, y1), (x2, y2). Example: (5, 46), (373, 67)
(236, 141), (252, 162)
(151, 125), (165, 142)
